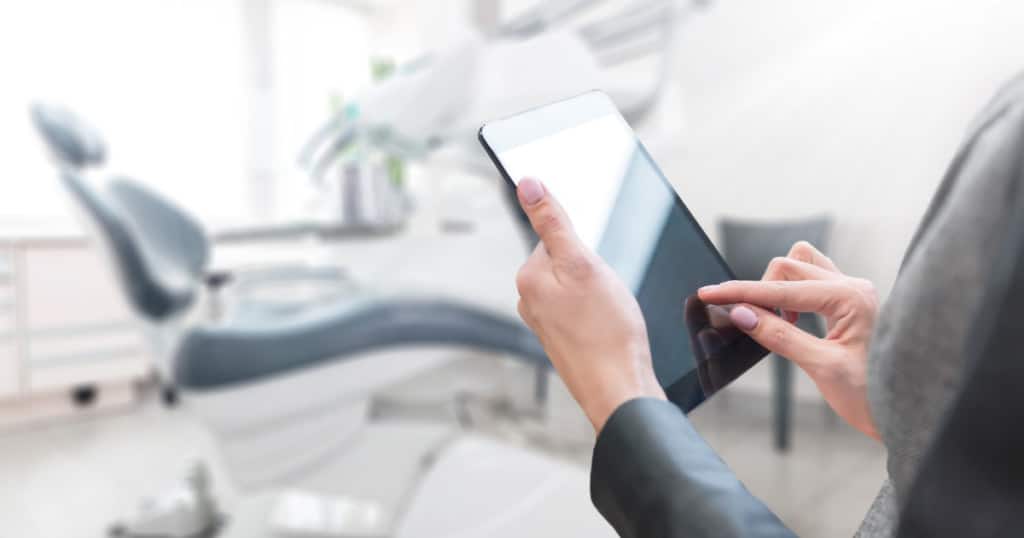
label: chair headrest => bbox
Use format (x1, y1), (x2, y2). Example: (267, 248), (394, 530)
(30, 103), (107, 168)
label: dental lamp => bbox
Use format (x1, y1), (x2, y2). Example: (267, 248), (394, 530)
(296, 0), (706, 228)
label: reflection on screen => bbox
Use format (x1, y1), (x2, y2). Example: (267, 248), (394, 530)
(497, 113), (765, 408)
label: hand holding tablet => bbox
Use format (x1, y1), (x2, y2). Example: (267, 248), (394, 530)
(480, 91), (769, 422)
(512, 178), (667, 431)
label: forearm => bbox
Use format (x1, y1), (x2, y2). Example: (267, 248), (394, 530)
(591, 398), (795, 538)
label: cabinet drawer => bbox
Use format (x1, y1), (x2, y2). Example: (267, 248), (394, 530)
(28, 324), (151, 393)
(0, 343), (18, 398)
(0, 310), (13, 335)
(29, 354), (150, 393)
(22, 245), (132, 329)
(0, 251), (11, 285)
(0, 285), (15, 331)
(29, 323), (145, 362)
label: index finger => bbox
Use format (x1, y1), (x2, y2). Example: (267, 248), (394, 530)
(517, 178), (583, 260)
(698, 279), (847, 316)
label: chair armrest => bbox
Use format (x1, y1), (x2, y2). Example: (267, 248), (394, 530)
(203, 270), (234, 291)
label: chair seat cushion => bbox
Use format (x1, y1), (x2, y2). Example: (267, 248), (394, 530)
(174, 298), (546, 390)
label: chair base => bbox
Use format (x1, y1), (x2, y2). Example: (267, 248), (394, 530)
(109, 463), (225, 538)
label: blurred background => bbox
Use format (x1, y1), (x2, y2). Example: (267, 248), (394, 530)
(0, 0), (1022, 536)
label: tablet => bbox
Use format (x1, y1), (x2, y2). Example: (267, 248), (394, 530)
(479, 90), (768, 412)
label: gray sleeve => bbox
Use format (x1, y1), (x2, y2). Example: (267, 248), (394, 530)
(590, 398), (795, 538)
(855, 479), (898, 538)
(895, 153), (1024, 536)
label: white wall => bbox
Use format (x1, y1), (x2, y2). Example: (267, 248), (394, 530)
(653, 0), (1024, 297)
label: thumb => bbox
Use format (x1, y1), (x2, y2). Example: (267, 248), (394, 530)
(728, 304), (826, 365)
(517, 178), (583, 259)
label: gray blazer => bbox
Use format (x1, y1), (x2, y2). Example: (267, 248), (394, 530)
(590, 73), (1024, 537)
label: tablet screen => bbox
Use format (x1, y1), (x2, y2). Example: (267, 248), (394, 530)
(480, 91), (767, 411)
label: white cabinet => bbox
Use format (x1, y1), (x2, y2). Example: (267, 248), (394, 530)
(0, 344), (17, 398)
(0, 232), (151, 428)
(23, 246), (136, 329)
(0, 249), (19, 398)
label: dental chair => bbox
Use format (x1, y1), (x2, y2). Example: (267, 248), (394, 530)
(30, 104), (356, 404)
(34, 105), (612, 537)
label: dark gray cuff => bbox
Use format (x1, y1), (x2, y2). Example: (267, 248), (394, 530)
(590, 398), (794, 538)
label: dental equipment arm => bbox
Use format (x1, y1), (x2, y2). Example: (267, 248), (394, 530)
(498, 0), (602, 37)
(296, 0), (706, 188)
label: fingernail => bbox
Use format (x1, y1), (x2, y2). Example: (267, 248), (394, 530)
(519, 178), (545, 205)
(698, 284), (719, 294)
(730, 306), (758, 331)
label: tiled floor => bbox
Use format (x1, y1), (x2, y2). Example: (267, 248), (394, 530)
(0, 358), (885, 538)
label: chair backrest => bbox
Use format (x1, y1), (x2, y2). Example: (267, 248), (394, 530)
(718, 216), (832, 281)
(719, 216), (831, 336)
(30, 103), (107, 169)
(107, 179), (210, 280)
(59, 171), (197, 321)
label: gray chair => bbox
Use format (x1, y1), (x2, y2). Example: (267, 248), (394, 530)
(719, 216), (831, 451)
(32, 105), (563, 537)
(31, 104), (549, 396)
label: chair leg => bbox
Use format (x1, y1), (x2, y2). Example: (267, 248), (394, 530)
(534, 364), (549, 410)
(161, 384), (179, 407)
(773, 354), (793, 452)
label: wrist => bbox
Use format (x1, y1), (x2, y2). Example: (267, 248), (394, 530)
(586, 379), (666, 433)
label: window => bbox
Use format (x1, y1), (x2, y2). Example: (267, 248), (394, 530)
(0, 0), (248, 222)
